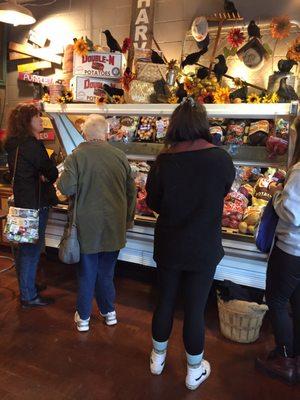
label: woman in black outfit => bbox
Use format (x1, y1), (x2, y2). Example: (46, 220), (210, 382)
(5, 104), (58, 308)
(146, 98), (235, 390)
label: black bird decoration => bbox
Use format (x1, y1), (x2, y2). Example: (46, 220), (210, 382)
(277, 59), (298, 73)
(247, 20), (261, 39)
(276, 77), (299, 102)
(151, 49), (165, 64)
(175, 82), (187, 102)
(213, 55), (228, 82)
(224, 0), (238, 14)
(181, 47), (208, 68)
(102, 30), (122, 52)
(196, 33), (210, 51)
(103, 84), (124, 97)
(197, 67), (209, 80)
(229, 86), (248, 101)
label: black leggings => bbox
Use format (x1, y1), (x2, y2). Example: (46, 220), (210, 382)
(152, 266), (216, 355)
(266, 245), (300, 357)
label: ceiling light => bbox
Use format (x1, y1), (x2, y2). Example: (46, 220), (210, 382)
(0, 0), (36, 26)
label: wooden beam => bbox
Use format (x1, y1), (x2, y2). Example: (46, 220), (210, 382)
(9, 52), (32, 61)
(9, 42), (62, 65)
(17, 61), (52, 73)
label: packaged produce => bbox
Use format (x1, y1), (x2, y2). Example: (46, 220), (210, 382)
(209, 119), (225, 146)
(225, 120), (246, 145)
(222, 191), (248, 229)
(266, 136), (288, 157)
(130, 161), (155, 217)
(248, 120), (270, 146)
(275, 119), (289, 140)
(136, 116), (157, 141)
(155, 117), (169, 142)
(70, 76), (121, 102)
(108, 116), (139, 142)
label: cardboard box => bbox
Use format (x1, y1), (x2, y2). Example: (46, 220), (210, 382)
(70, 76), (121, 103)
(73, 52), (124, 79)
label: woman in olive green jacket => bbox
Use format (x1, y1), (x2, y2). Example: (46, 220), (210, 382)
(57, 114), (136, 331)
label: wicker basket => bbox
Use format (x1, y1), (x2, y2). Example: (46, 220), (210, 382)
(136, 62), (168, 83)
(217, 296), (268, 343)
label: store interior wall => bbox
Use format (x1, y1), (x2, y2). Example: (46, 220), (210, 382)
(2, 0), (300, 126)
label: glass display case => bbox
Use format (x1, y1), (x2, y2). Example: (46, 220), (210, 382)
(43, 102), (299, 289)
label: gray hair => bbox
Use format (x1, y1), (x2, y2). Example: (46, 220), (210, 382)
(82, 114), (108, 141)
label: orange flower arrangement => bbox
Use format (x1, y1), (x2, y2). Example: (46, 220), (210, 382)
(286, 36), (300, 62)
(270, 16), (291, 40)
(74, 38), (89, 56)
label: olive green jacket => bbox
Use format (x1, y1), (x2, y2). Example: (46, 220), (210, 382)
(57, 142), (136, 254)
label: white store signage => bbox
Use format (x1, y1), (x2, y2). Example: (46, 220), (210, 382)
(73, 52), (124, 79)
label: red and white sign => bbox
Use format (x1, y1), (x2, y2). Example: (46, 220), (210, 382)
(18, 72), (54, 86)
(73, 52), (124, 79)
(70, 76), (121, 103)
(38, 130), (55, 141)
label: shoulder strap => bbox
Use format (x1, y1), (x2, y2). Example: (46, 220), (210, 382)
(12, 146), (19, 187)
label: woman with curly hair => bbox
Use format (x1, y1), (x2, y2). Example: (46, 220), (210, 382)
(5, 103), (58, 308)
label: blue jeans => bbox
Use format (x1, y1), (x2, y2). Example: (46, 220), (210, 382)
(15, 208), (49, 301)
(77, 251), (119, 320)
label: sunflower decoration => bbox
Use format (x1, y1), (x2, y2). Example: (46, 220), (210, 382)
(270, 16), (291, 40)
(213, 87), (230, 104)
(168, 94), (179, 104)
(112, 95), (124, 104)
(95, 94), (109, 106)
(286, 36), (300, 62)
(246, 93), (261, 104)
(73, 37), (89, 56)
(184, 77), (195, 95)
(64, 90), (73, 103)
(227, 28), (245, 48)
(57, 96), (66, 104)
(42, 93), (50, 103)
(262, 92), (279, 104)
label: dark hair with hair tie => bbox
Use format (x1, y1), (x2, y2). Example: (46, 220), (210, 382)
(165, 98), (212, 144)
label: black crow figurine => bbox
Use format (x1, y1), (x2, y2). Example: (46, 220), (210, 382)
(102, 30), (122, 52)
(224, 0), (237, 14)
(247, 20), (261, 39)
(276, 77), (299, 102)
(213, 55), (228, 82)
(230, 86), (248, 101)
(277, 59), (297, 73)
(196, 33), (210, 51)
(197, 66), (209, 80)
(175, 82), (187, 102)
(103, 84), (124, 97)
(151, 49), (165, 64)
(181, 47), (208, 68)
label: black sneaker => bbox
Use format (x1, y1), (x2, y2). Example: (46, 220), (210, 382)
(21, 295), (55, 308)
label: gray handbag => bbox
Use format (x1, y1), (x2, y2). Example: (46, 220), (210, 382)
(58, 194), (80, 264)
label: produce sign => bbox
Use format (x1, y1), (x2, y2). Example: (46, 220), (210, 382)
(70, 76), (121, 102)
(73, 52), (123, 79)
(18, 72), (54, 85)
(38, 130), (55, 141)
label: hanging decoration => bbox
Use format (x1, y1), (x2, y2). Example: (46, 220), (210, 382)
(227, 28), (245, 48)
(286, 36), (300, 62)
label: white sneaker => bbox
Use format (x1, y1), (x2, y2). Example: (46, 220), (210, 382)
(74, 311), (90, 332)
(185, 359), (211, 390)
(100, 311), (117, 326)
(150, 349), (167, 375)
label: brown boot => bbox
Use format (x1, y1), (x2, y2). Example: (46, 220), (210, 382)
(255, 349), (296, 385)
(296, 356), (300, 383)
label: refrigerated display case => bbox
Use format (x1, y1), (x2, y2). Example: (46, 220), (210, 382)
(43, 102), (299, 289)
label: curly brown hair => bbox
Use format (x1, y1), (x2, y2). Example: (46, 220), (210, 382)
(6, 103), (40, 139)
